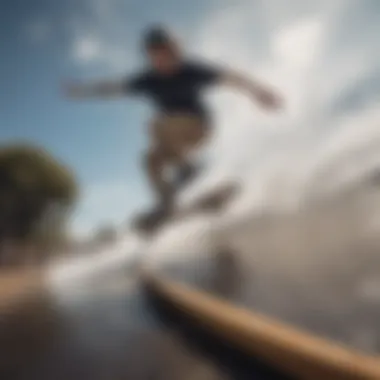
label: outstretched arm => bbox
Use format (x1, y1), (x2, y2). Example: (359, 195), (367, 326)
(221, 71), (283, 110)
(63, 79), (127, 100)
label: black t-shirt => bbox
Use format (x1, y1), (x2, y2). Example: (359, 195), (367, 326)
(124, 61), (222, 121)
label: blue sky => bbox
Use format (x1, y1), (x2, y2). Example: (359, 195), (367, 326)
(1, 0), (379, 237)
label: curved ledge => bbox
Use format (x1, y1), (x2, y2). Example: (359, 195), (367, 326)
(143, 272), (380, 380)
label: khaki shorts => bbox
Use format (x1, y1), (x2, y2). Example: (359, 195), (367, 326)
(150, 113), (209, 160)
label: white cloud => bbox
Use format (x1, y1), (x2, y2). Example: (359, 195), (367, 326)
(72, 35), (102, 62)
(188, 0), (380, 205)
(67, 0), (135, 73)
(271, 17), (324, 68)
(71, 32), (131, 72)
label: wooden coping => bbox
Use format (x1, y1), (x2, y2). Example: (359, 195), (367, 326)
(143, 272), (380, 380)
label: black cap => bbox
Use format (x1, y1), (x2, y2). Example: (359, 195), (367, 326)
(143, 25), (172, 49)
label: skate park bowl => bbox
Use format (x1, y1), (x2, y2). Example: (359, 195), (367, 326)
(2, 116), (380, 379)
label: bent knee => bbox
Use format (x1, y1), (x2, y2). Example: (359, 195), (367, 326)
(148, 115), (209, 161)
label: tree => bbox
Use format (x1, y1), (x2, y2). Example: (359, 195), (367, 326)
(0, 144), (78, 263)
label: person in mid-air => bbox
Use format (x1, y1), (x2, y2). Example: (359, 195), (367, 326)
(64, 25), (282, 224)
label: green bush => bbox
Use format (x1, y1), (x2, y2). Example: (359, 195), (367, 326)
(0, 143), (78, 257)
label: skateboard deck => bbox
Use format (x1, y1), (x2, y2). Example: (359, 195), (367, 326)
(133, 182), (238, 236)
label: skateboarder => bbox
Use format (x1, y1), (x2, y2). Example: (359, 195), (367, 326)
(64, 25), (282, 223)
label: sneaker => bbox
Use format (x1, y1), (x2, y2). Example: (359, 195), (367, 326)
(175, 163), (199, 188)
(134, 204), (172, 233)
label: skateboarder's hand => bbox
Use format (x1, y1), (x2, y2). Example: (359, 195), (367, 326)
(62, 82), (86, 99)
(255, 88), (282, 110)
